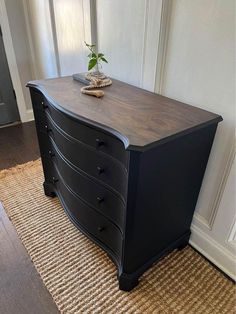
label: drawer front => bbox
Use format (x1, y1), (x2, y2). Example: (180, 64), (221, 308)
(47, 116), (128, 198)
(33, 108), (48, 132)
(54, 172), (123, 257)
(36, 128), (54, 158)
(51, 143), (125, 230)
(45, 103), (128, 167)
(30, 88), (48, 111)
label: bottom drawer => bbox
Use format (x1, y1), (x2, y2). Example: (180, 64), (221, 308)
(54, 171), (123, 258)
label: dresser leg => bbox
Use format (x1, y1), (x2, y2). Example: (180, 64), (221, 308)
(118, 273), (139, 291)
(43, 181), (56, 198)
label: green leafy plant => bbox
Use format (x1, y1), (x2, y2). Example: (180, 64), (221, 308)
(85, 42), (108, 72)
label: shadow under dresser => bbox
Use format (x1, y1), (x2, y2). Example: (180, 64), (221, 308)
(27, 77), (222, 291)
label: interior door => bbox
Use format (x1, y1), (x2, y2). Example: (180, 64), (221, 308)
(0, 26), (20, 125)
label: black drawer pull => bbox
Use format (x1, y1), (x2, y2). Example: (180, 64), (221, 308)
(52, 177), (58, 184)
(49, 150), (55, 158)
(45, 125), (52, 133)
(42, 101), (48, 109)
(98, 226), (105, 232)
(96, 196), (104, 204)
(97, 166), (104, 175)
(96, 138), (105, 148)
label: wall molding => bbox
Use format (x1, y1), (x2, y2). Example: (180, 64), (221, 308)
(192, 212), (211, 230)
(206, 142), (236, 229)
(22, 0), (37, 80)
(0, 0), (29, 122)
(192, 140), (236, 232)
(48, 0), (61, 77)
(86, 0), (97, 45)
(154, 0), (172, 94)
(227, 218), (236, 249)
(190, 224), (236, 280)
(140, 0), (149, 89)
(141, 0), (164, 92)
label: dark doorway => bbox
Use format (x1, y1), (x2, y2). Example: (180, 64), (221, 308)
(0, 26), (20, 126)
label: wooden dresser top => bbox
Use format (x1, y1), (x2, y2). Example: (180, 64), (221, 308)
(27, 76), (222, 149)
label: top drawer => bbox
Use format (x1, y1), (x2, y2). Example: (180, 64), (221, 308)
(29, 88), (48, 111)
(46, 104), (128, 168)
(30, 88), (128, 167)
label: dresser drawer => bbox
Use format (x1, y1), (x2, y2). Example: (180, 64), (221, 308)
(45, 103), (128, 167)
(36, 129), (52, 159)
(47, 117), (128, 198)
(33, 108), (48, 132)
(51, 143), (125, 230)
(54, 173), (123, 257)
(30, 88), (48, 111)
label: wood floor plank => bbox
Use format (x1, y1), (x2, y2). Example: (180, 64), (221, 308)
(0, 203), (59, 314)
(0, 121), (40, 170)
(0, 122), (59, 314)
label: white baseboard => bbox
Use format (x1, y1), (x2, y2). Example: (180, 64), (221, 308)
(190, 223), (236, 281)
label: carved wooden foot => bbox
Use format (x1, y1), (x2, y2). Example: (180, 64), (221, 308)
(43, 181), (56, 198)
(118, 273), (139, 291)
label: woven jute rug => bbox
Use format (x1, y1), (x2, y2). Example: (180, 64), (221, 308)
(0, 160), (235, 314)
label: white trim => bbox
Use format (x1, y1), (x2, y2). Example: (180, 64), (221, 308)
(26, 109), (34, 122)
(193, 141), (236, 231)
(87, 0), (97, 45)
(22, 0), (37, 80)
(48, 0), (61, 77)
(141, 0), (163, 92)
(206, 143), (236, 229)
(190, 224), (236, 281)
(192, 212), (211, 230)
(154, 0), (172, 94)
(0, 0), (29, 122)
(227, 219), (236, 246)
(140, 0), (149, 88)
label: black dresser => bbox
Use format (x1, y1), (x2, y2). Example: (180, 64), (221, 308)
(27, 77), (222, 291)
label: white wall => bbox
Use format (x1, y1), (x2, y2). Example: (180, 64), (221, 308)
(25, 0), (92, 79)
(25, 0), (58, 79)
(96, 0), (163, 91)
(161, 0), (235, 278)
(53, 0), (91, 76)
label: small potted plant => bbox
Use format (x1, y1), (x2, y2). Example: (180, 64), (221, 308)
(73, 42), (111, 97)
(85, 42), (108, 75)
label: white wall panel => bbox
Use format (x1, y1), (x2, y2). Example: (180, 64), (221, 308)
(53, 0), (91, 76)
(96, 0), (162, 91)
(26, 0), (58, 79)
(162, 0), (235, 279)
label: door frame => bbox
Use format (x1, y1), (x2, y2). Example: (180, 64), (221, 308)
(0, 0), (33, 123)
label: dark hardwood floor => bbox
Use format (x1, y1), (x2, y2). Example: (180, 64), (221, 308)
(0, 121), (40, 170)
(0, 121), (59, 314)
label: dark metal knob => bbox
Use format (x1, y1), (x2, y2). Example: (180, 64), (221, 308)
(97, 166), (104, 175)
(52, 177), (58, 184)
(96, 138), (105, 148)
(42, 101), (48, 109)
(98, 226), (105, 232)
(96, 196), (104, 204)
(49, 150), (55, 158)
(45, 125), (52, 133)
